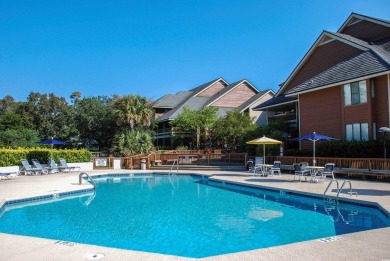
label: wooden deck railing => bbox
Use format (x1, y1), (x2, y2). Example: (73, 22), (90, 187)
(93, 153), (390, 171)
(267, 156), (390, 170)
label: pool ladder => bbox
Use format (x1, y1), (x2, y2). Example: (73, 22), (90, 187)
(168, 159), (178, 175)
(79, 172), (96, 189)
(323, 179), (358, 204)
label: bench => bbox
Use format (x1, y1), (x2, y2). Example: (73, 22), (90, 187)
(151, 160), (162, 166)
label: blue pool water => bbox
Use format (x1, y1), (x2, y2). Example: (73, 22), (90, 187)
(0, 174), (388, 258)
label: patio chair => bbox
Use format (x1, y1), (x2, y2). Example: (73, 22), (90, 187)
(20, 159), (43, 175)
(31, 159), (49, 174)
(248, 157), (263, 175)
(318, 163), (335, 181)
(270, 161), (282, 176)
(59, 158), (81, 172)
(293, 163), (311, 182)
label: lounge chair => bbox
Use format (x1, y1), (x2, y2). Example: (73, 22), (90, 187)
(270, 161), (282, 176)
(318, 163), (335, 181)
(293, 163), (311, 182)
(20, 159), (43, 175)
(1, 172), (18, 180)
(47, 159), (61, 173)
(31, 159), (49, 174)
(59, 158), (81, 172)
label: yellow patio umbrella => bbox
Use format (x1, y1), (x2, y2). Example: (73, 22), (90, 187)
(246, 136), (282, 164)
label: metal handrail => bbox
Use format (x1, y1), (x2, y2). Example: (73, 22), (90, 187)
(337, 180), (358, 197)
(79, 172), (96, 189)
(169, 159), (178, 175)
(324, 179), (339, 197)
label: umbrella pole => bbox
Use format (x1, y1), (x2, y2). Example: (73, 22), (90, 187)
(313, 141), (316, 166)
(263, 144), (265, 164)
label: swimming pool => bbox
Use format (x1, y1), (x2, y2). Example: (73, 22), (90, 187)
(0, 174), (388, 258)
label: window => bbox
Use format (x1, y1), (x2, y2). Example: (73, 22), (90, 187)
(344, 80), (367, 106)
(371, 79), (375, 98)
(373, 122), (377, 140)
(346, 123), (369, 141)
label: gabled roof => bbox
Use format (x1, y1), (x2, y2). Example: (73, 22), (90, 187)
(238, 90), (274, 111)
(277, 13), (390, 96)
(206, 79), (259, 107)
(285, 50), (390, 95)
(252, 95), (297, 111)
(338, 13), (390, 33)
(152, 91), (192, 108)
(158, 96), (210, 121)
(156, 78), (271, 122)
(189, 77), (228, 96)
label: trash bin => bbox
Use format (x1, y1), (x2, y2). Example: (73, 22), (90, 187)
(140, 159), (146, 170)
(113, 158), (121, 169)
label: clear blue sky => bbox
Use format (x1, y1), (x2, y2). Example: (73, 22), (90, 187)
(1, 0), (389, 102)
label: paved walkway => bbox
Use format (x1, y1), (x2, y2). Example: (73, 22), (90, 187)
(0, 169), (390, 260)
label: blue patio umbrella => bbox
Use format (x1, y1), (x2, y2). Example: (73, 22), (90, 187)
(37, 138), (67, 162)
(38, 138), (67, 145)
(291, 132), (338, 166)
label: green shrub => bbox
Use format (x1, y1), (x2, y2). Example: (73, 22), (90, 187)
(316, 140), (388, 158)
(175, 146), (189, 151)
(0, 148), (92, 167)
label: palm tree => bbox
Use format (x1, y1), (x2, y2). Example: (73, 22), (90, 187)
(113, 95), (154, 131)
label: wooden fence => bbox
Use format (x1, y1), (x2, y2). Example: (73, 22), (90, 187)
(92, 153), (390, 171)
(267, 156), (390, 170)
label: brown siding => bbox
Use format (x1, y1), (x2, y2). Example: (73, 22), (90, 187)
(300, 87), (343, 144)
(372, 74), (390, 129)
(344, 104), (371, 123)
(197, 81), (226, 97)
(211, 82), (257, 107)
(340, 20), (390, 42)
(284, 40), (362, 93)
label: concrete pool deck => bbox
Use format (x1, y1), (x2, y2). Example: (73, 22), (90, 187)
(0, 169), (389, 260)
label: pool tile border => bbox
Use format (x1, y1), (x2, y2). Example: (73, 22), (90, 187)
(208, 177), (390, 219)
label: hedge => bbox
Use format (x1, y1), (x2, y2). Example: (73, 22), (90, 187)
(0, 148), (92, 167)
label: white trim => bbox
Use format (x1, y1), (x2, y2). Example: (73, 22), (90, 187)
(388, 74), (390, 126)
(285, 70), (390, 97)
(194, 78), (229, 97)
(297, 96), (301, 150)
(324, 31), (369, 50)
(338, 13), (390, 33)
(276, 31), (369, 96)
(239, 90), (275, 112)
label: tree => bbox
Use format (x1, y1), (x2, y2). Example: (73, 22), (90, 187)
(0, 129), (39, 147)
(113, 95), (155, 131)
(212, 110), (257, 151)
(74, 96), (116, 150)
(22, 92), (77, 140)
(170, 106), (218, 149)
(111, 129), (154, 156)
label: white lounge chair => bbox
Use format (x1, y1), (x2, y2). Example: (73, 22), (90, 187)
(20, 159), (43, 175)
(47, 159), (61, 173)
(31, 159), (49, 174)
(59, 158), (81, 172)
